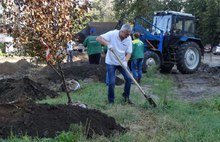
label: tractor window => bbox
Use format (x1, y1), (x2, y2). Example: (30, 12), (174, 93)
(175, 18), (183, 34)
(153, 15), (172, 35)
(184, 20), (194, 36)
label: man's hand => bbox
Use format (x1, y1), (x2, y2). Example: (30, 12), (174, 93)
(107, 44), (113, 51)
(122, 61), (127, 68)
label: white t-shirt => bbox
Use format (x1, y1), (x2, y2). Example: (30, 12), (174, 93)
(66, 41), (75, 51)
(101, 30), (132, 66)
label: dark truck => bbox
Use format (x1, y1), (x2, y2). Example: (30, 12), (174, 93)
(75, 22), (118, 43)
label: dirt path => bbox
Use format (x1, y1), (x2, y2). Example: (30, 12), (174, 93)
(171, 53), (220, 102)
(203, 53), (220, 67)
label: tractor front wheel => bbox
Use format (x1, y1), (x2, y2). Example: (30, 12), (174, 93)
(143, 51), (161, 73)
(176, 42), (201, 74)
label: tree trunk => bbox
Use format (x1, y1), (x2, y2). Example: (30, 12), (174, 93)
(48, 62), (73, 104)
(57, 62), (73, 104)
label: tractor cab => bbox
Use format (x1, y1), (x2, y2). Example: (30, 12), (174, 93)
(153, 11), (195, 37)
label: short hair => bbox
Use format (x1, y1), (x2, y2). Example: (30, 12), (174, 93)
(120, 24), (132, 32)
(133, 32), (140, 38)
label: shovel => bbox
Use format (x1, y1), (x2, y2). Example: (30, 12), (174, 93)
(109, 48), (159, 107)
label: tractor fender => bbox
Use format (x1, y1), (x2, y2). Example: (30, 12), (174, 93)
(180, 36), (204, 55)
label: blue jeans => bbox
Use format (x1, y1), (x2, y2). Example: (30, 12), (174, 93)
(131, 58), (144, 79)
(106, 64), (132, 103)
(67, 50), (73, 62)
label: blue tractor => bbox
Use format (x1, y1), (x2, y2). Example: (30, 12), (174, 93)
(133, 11), (204, 73)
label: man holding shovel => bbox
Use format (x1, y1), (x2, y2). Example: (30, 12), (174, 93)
(96, 24), (133, 104)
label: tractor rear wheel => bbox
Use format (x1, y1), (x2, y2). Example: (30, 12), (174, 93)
(176, 42), (201, 74)
(143, 51), (161, 73)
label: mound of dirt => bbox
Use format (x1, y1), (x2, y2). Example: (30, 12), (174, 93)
(0, 59), (34, 75)
(0, 102), (126, 139)
(0, 55), (126, 139)
(37, 62), (124, 87)
(39, 63), (106, 83)
(0, 77), (59, 103)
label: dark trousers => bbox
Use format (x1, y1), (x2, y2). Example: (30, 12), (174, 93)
(131, 58), (144, 79)
(106, 64), (132, 103)
(89, 53), (101, 64)
(67, 50), (73, 62)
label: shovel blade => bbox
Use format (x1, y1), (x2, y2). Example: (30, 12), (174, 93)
(145, 94), (160, 107)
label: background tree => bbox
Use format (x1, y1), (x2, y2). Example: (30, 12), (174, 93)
(91, 0), (115, 22)
(113, 0), (185, 23)
(185, 0), (220, 45)
(113, 0), (133, 21)
(3, 0), (90, 104)
(160, 0), (185, 11)
(113, 0), (220, 45)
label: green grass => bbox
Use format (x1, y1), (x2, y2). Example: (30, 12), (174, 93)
(1, 69), (220, 142)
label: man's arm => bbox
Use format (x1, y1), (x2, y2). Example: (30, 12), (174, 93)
(125, 53), (131, 62)
(96, 36), (109, 46)
(83, 38), (87, 47)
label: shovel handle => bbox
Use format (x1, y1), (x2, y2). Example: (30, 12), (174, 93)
(109, 48), (149, 99)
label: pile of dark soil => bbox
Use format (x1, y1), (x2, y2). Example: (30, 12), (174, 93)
(0, 77), (59, 103)
(0, 102), (126, 139)
(0, 60), (126, 139)
(0, 59), (34, 75)
(38, 61), (124, 86)
(39, 63), (106, 83)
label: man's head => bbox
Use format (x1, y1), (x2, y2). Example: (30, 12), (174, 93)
(90, 28), (96, 35)
(119, 24), (132, 40)
(133, 32), (140, 39)
(129, 19), (135, 25)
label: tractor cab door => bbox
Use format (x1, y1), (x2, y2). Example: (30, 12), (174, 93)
(172, 15), (195, 37)
(165, 15), (195, 48)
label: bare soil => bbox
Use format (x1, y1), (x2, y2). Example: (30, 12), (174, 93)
(171, 53), (220, 102)
(172, 64), (220, 102)
(0, 52), (219, 138)
(0, 102), (125, 139)
(0, 53), (125, 139)
(0, 77), (59, 103)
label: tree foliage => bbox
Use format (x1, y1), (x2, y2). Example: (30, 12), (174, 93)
(91, 0), (115, 22)
(160, 0), (185, 11)
(3, 0), (90, 104)
(10, 0), (90, 62)
(185, 0), (220, 45)
(113, 0), (220, 45)
(113, 0), (185, 22)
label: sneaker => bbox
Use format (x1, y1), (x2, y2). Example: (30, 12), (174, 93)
(108, 101), (114, 105)
(122, 93), (127, 102)
(122, 92), (125, 97)
(127, 98), (133, 104)
(123, 96), (133, 104)
(108, 102), (114, 106)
